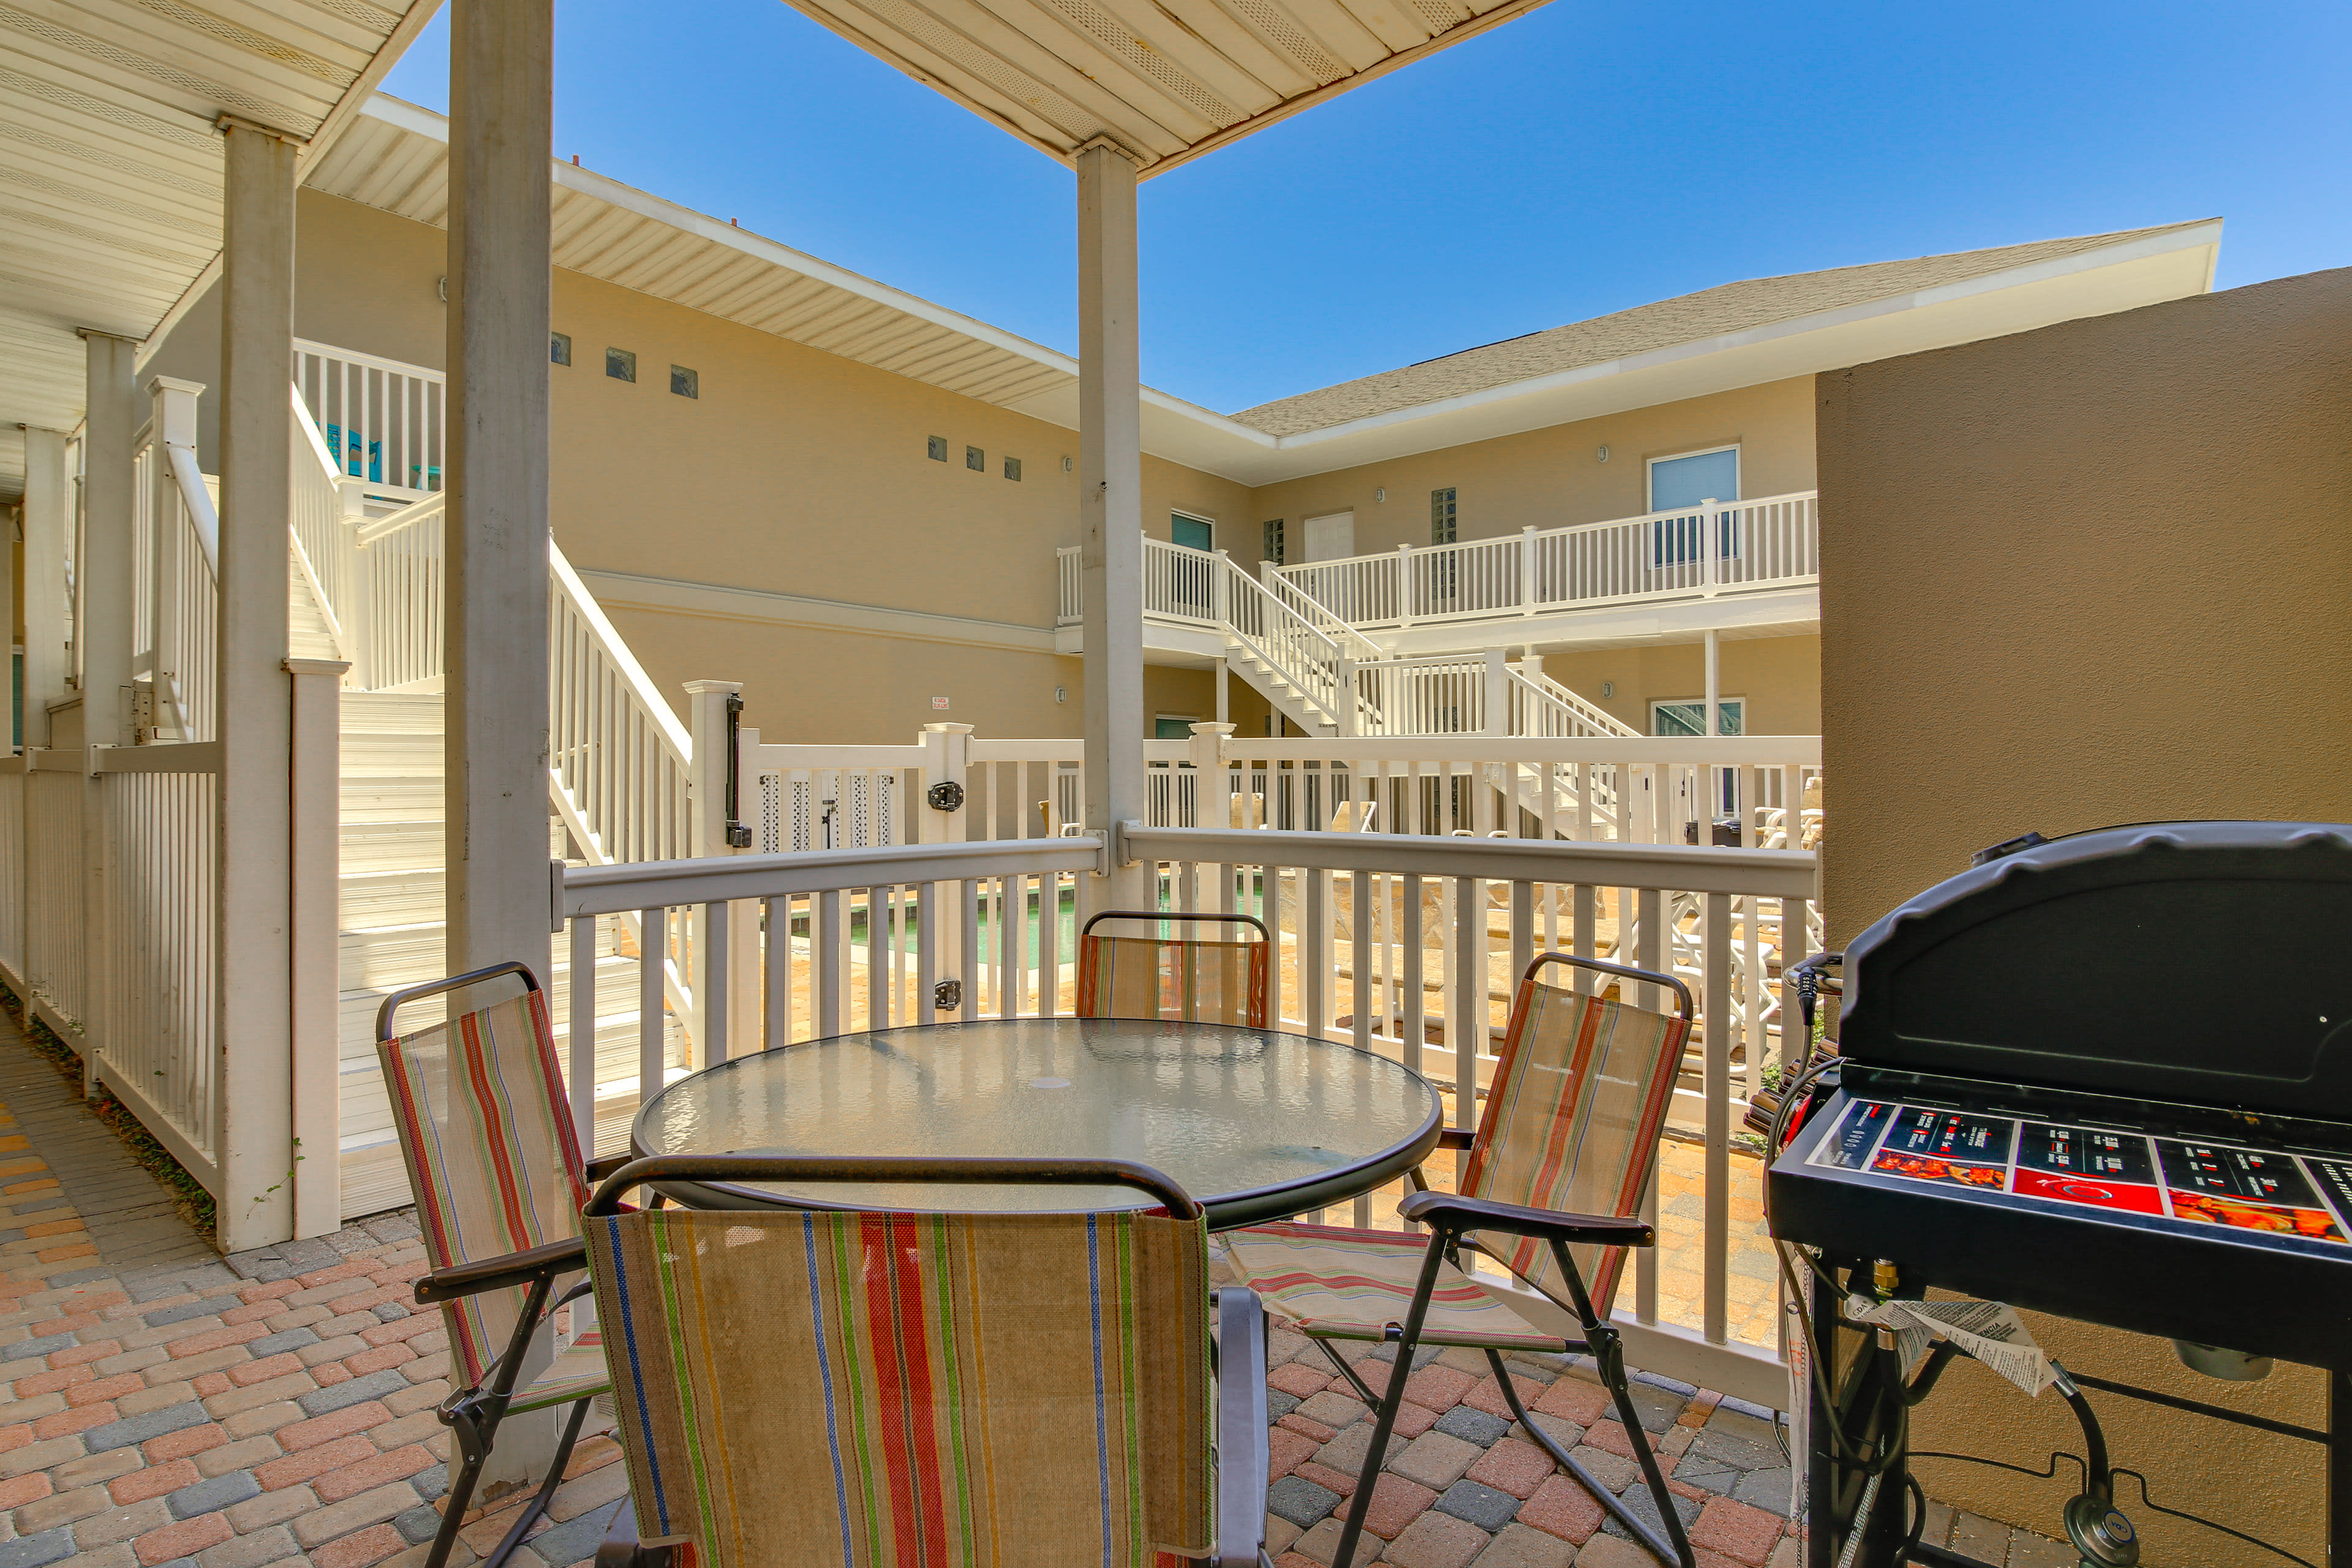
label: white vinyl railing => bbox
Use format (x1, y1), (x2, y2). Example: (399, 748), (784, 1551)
(554, 821), (1813, 1401)
(132, 385), (221, 741)
(1273, 491), (1820, 631)
(350, 492), (443, 692)
(294, 337), (445, 499)
(289, 388), (360, 669)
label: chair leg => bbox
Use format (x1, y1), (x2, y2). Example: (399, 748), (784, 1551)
(421, 1423), (491, 1568)
(1314, 1337), (1381, 1406)
(1483, 1348), (1694, 1567)
(1326, 1337), (1414, 1568)
(475, 1398), (595, 1568)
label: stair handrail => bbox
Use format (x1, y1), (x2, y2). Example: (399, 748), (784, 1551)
(1218, 560), (1389, 733)
(288, 386), (357, 665)
(1508, 665), (1641, 739)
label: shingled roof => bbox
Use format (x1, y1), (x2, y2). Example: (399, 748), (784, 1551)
(1229, 221), (2218, 437)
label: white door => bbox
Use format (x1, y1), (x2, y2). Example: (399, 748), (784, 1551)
(1303, 511), (1355, 562)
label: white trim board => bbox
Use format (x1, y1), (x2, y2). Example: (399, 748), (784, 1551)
(575, 569), (1058, 655)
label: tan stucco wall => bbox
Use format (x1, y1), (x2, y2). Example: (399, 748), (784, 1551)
(1815, 267), (2352, 1565)
(1246, 377), (1816, 562)
(1539, 634), (1819, 737)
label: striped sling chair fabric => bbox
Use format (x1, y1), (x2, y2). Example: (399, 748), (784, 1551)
(1077, 911), (1270, 1028)
(1222, 970), (1684, 1343)
(377, 987), (611, 1412)
(586, 1205), (1216, 1568)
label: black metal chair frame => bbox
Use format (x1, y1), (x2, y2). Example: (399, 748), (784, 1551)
(1319, 952), (1700, 1568)
(582, 1153), (1275, 1568)
(379, 962), (631, 1568)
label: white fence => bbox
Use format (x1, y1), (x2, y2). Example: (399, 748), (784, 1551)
(1274, 491), (1820, 631)
(553, 821), (1813, 1404)
(293, 338), (445, 500)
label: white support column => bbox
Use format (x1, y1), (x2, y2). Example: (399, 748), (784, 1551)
(1076, 137), (1149, 905)
(0, 494), (12, 751)
(19, 431), (66, 748)
(444, 0), (556, 1484)
(79, 333), (138, 750)
(148, 377), (205, 742)
(919, 723), (972, 1013)
(286, 658), (347, 1237)
(1213, 656), (1227, 726)
(214, 116), (299, 1254)
(1704, 628), (1721, 736)
(445, 0), (554, 986)
(1186, 722), (1232, 830)
(1481, 649), (1508, 738)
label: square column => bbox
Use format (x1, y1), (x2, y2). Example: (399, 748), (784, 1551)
(214, 116), (300, 1253)
(444, 0), (555, 991)
(18, 429), (67, 748)
(79, 332), (138, 749)
(1076, 138), (1148, 904)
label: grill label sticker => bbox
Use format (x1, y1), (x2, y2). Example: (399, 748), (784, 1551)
(1812, 1100), (1897, 1171)
(2007, 1123), (2166, 1214)
(2158, 1142), (2347, 1243)
(1871, 1107), (2011, 1189)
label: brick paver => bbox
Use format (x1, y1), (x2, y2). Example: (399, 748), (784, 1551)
(0, 1005), (2098, 1568)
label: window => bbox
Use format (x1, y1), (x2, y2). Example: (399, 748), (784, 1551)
(1154, 716), (1199, 740)
(1003, 456), (1022, 481)
(1171, 514), (1213, 552)
(1648, 447), (1740, 567)
(605, 347), (636, 383)
(549, 332), (571, 366)
(928, 435), (948, 462)
(669, 365), (698, 399)
(1430, 487), (1457, 544)
(1262, 519), (1284, 565)
(1652, 698), (1744, 737)
(965, 445), (985, 472)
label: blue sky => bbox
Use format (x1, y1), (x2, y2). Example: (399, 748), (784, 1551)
(382, 0), (2348, 415)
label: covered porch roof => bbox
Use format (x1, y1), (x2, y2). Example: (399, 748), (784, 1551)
(0, 0), (439, 497)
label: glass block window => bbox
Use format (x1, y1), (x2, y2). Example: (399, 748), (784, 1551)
(1003, 456), (1022, 481)
(550, 332), (571, 366)
(966, 445), (985, 472)
(606, 347), (636, 383)
(670, 365), (698, 398)
(1430, 487), (1457, 544)
(928, 435), (948, 461)
(1262, 519), (1284, 564)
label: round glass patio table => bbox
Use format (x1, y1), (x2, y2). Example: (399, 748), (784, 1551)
(629, 1017), (1443, 1229)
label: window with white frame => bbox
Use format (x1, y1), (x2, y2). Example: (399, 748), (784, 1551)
(1648, 446), (1739, 567)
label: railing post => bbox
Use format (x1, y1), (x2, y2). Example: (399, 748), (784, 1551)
(285, 657), (347, 1237)
(336, 478), (371, 689)
(1521, 524), (1538, 616)
(1186, 722), (1234, 829)
(1395, 543), (1415, 630)
(684, 680), (747, 1063)
(1213, 548), (1230, 631)
(920, 722), (973, 1014)
(1481, 650), (1508, 738)
(1334, 654), (1356, 737)
(1701, 497), (1721, 597)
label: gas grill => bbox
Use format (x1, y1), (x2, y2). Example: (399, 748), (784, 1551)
(1767, 820), (2352, 1567)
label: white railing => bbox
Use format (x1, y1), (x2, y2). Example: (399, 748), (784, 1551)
(549, 548), (695, 867)
(133, 386), (221, 741)
(1511, 666), (1640, 739)
(1275, 491), (1820, 631)
(289, 388), (360, 669)
(351, 492), (444, 692)
(294, 337), (445, 499)
(17, 760), (85, 1036)
(554, 822), (1813, 1404)
(92, 748), (222, 1183)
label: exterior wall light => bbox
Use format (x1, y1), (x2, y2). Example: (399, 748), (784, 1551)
(1596, 445), (1610, 463)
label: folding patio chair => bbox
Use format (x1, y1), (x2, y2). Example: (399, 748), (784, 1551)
(378, 962), (624, 1568)
(1078, 908), (1272, 1027)
(578, 1153), (1271, 1568)
(1222, 952), (1698, 1568)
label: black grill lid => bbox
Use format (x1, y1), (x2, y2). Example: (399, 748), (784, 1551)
(1838, 820), (2352, 1121)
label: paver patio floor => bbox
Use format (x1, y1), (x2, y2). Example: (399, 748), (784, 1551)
(0, 1009), (2074, 1568)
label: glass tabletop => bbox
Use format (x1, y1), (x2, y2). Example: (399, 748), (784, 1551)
(630, 1017), (1444, 1227)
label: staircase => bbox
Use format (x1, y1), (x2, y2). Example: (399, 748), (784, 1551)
(284, 379), (700, 1220)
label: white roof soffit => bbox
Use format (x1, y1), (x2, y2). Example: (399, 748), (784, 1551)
(312, 96), (1270, 440)
(771, 0), (1556, 177)
(316, 104), (2218, 491)
(0, 0), (442, 498)
(1008, 218), (2226, 484)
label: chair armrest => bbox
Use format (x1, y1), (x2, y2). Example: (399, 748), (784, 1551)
(1212, 1287), (1270, 1568)
(1398, 1189), (1653, 1248)
(584, 1153), (631, 1183)
(415, 1236), (589, 1305)
(1435, 1127), (1475, 1152)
